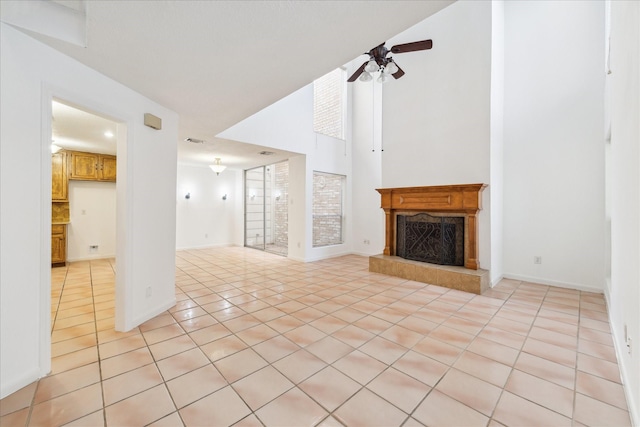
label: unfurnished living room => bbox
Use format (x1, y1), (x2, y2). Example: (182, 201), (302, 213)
(0, 1), (638, 427)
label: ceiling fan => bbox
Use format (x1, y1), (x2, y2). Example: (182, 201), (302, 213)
(347, 39), (433, 83)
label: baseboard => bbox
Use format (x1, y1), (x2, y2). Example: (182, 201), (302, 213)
(604, 287), (639, 427)
(351, 251), (380, 257)
(303, 250), (354, 263)
(176, 243), (235, 251)
(502, 273), (604, 293)
(127, 298), (176, 332)
(0, 366), (40, 400)
(490, 274), (505, 288)
(66, 253), (115, 262)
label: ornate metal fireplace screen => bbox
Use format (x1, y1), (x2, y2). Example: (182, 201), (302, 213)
(396, 213), (465, 266)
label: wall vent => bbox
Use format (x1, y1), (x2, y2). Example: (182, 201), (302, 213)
(184, 137), (205, 144)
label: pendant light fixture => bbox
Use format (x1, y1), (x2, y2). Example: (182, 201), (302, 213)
(209, 158), (226, 175)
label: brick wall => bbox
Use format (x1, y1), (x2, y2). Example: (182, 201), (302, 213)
(273, 161), (289, 248)
(313, 68), (345, 140)
(312, 171), (344, 247)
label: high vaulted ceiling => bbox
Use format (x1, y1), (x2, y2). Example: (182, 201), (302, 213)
(27, 0), (453, 168)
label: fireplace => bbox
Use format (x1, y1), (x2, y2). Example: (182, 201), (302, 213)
(397, 213), (465, 266)
(375, 183), (485, 269)
(369, 184), (489, 294)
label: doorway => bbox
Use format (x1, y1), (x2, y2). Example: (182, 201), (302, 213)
(50, 99), (119, 360)
(245, 161), (289, 256)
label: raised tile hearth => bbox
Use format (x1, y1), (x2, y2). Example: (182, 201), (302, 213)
(369, 254), (490, 294)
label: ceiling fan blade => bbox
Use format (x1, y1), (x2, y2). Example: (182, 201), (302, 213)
(390, 39), (433, 54)
(392, 63), (405, 79)
(347, 61), (368, 82)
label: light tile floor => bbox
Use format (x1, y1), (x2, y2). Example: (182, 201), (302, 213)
(0, 247), (632, 427)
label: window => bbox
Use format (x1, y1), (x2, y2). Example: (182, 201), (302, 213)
(313, 68), (346, 140)
(312, 171), (345, 247)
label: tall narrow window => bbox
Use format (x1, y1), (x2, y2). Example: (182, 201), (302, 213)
(313, 171), (345, 247)
(313, 68), (346, 140)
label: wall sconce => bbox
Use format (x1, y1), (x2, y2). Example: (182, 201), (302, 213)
(250, 193), (255, 200)
(222, 194), (227, 201)
(185, 192), (191, 199)
(275, 191), (281, 201)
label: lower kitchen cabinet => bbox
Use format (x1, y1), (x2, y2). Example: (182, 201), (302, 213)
(52, 224), (67, 266)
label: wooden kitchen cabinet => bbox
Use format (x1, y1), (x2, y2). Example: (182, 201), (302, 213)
(51, 224), (66, 266)
(69, 151), (99, 180)
(51, 151), (68, 202)
(68, 150), (116, 182)
(100, 155), (117, 181)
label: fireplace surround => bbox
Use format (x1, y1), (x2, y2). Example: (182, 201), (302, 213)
(370, 184), (489, 294)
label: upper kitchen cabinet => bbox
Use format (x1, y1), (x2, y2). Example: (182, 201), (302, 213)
(100, 155), (117, 181)
(69, 151), (98, 180)
(69, 150), (117, 182)
(52, 151), (68, 202)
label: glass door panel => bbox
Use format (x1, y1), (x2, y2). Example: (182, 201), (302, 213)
(245, 166), (265, 250)
(244, 161), (288, 256)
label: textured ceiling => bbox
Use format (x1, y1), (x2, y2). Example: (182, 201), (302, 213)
(31, 1), (453, 168)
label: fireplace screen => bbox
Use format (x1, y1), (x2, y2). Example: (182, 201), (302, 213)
(396, 214), (464, 266)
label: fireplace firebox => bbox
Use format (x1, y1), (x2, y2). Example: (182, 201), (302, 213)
(397, 213), (465, 266)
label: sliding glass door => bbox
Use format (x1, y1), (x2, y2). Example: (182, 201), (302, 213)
(244, 161), (288, 256)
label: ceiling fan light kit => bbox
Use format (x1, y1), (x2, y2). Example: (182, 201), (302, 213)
(365, 60), (379, 73)
(359, 72), (373, 82)
(348, 39), (433, 83)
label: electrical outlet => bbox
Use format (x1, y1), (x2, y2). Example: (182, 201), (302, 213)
(363, 239), (370, 245)
(146, 287), (152, 298)
(534, 256), (542, 264)
(625, 324), (631, 354)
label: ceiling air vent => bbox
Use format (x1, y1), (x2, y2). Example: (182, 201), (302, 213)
(259, 151), (275, 155)
(184, 137), (205, 144)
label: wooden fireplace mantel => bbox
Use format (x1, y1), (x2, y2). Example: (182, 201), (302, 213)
(376, 184), (487, 270)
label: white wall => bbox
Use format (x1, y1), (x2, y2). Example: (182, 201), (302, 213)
(218, 83), (353, 261)
(490, 0), (505, 285)
(351, 78), (384, 256)
(502, 1), (605, 291)
(0, 23), (178, 398)
(67, 181), (116, 261)
(175, 165), (241, 249)
(380, 0), (493, 271)
(287, 155), (307, 261)
(608, 1), (640, 423)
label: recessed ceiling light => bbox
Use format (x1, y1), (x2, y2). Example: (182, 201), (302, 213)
(104, 131), (114, 138)
(259, 151), (275, 155)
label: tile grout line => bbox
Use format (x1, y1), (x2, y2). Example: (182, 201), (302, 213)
(6, 249), (626, 427)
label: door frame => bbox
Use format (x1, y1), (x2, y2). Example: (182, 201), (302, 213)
(40, 84), (131, 374)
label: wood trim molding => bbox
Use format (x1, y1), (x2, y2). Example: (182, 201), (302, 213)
(376, 184), (487, 270)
